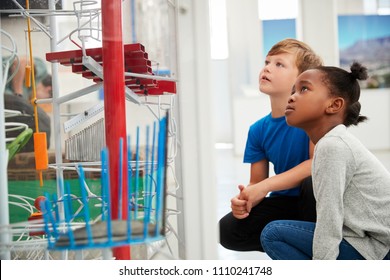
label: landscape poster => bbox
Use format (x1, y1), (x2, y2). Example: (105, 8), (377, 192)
(338, 15), (390, 89)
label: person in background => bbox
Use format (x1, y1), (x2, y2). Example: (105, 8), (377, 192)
(5, 56), (52, 100)
(4, 56), (52, 152)
(219, 39), (322, 253)
(260, 62), (390, 260)
(35, 74), (52, 99)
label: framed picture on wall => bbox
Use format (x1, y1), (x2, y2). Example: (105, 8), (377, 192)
(262, 19), (296, 58)
(338, 15), (390, 89)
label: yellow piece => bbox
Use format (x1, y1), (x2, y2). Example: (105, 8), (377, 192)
(25, 65), (31, 87)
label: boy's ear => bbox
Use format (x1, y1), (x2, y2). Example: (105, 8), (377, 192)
(325, 97), (344, 114)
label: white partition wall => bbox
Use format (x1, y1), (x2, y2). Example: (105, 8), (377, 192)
(176, 0), (218, 259)
(297, 0), (339, 66)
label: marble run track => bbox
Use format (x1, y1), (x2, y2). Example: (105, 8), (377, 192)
(46, 43), (176, 96)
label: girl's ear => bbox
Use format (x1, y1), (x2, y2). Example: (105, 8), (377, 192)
(325, 97), (344, 114)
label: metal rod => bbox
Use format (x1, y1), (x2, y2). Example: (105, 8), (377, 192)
(0, 35), (11, 261)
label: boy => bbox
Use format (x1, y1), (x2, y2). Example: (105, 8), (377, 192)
(219, 38), (323, 252)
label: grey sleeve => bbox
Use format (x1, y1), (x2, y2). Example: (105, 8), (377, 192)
(312, 137), (355, 260)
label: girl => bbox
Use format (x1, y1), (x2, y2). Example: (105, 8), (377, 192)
(260, 62), (390, 260)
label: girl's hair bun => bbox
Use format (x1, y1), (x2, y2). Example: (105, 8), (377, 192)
(350, 62), (368, 81)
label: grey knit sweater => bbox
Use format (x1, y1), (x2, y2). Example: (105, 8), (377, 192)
(312, 124), (390, 260)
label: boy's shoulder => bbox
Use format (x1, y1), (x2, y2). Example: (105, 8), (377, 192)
(250, 113), (286, 128)
(249, 113), (307, 143)
(252, 112), (272, 124)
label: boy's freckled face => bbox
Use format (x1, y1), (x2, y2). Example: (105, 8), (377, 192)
(259, 53), (299, 96)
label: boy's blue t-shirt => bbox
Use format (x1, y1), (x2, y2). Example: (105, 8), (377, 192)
(243, 113), (310, 197)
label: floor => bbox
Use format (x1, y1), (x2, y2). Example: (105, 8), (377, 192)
(215, 145), (390, 260)
(215, 146), (270, 260)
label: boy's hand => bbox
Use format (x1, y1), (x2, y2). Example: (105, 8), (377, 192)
(231, 185), (249, 219)
(239, 183), (268, 213)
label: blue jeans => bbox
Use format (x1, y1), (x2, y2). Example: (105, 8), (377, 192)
(261, 220), (390, 260)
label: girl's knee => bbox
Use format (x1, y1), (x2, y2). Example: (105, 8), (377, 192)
(261, 221), (281, 243)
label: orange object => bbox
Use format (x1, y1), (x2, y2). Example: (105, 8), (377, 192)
(25, 0), (47, 186)
(34, 132), (48, 171)
(25, 65), (32, 87)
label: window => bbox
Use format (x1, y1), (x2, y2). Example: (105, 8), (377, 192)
(258, 0), (298, 57)
(209, 0), (229, 59)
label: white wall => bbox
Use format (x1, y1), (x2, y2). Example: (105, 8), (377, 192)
(211, 59), (232, 143)
(298, 0), (339, 66)
(176, 0), (218, 259)
(222, 0), (262, 152)
(349, 89), (390, 150)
